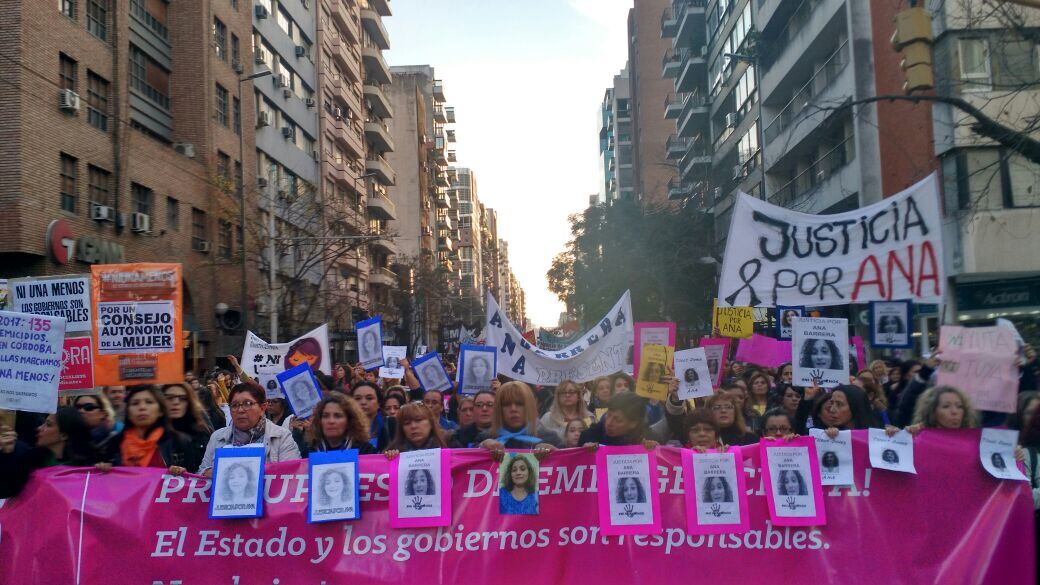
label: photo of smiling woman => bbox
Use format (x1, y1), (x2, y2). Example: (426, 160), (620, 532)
(798, 338), (843, 370)
(615, 476), (646, 504)
(219, 461), (257, 504)
(776, 469), (808, 496)
(405, 468), (435, 496)
(701, 476), (733, 503)
(316, 468), (352, 507)
(499, 453), (539, 515)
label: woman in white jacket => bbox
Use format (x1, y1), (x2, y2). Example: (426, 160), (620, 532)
(539, 380), (594, 438)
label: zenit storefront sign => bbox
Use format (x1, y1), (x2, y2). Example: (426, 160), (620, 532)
(47, 219), (125, 265)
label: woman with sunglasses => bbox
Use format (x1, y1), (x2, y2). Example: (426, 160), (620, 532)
(162, 383), (214, 466)
(72, 392), (120, 451)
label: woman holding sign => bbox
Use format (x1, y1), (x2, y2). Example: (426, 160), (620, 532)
(305, 394), (376, 456)
(799, 384), (878, 438)
(100, 386), (199, 474)
(478, 382), (561, 460)
(705, 391), (758, 446)
(540, 380), (594, 437)
(0, 407), (99, 498)
(350, 382), (393, 451)
(578, 392), (659, 450)
(384, 402), (448, 459)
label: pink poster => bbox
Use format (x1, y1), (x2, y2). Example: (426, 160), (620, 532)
(0, 432), (1033, 584)
(699, 337), (731, 387)
(389, 448), (452, 528)
(682, 446), (750, 534)
(735, 334), (792, 369)
(760, 437), (827, 527)
(595, 445), (662, 536)
(634, 322), (675, 380)
(937, 326), (1019, 413)
(849, 336), (866, 374)
(58, 337), (94, 392)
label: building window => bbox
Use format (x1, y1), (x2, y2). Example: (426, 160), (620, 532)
(86, 0), (108, 41)
(86, 71), (109, 131)
(60, 153), (78, 213)
(213, 18), (227, 61)
(129, 45), (171, 110)
(233, 96), (241, 134)
(231, 0), (238, 9)
(192, 208), (208, 249)
(88, 165), (111, 205)
(131, 183), (154, 216)
(59, 53), (77, 92)
(215, 84), (229, 126)
(166, 196), (179, 229)
(218, 220), (233, 258)
(1007, 153), (1040, 208)
(231, 34), (240, 66)
(234, 161), (243, 190)
(60, 0), (76, 19)
(217, 150), (231, 179)
(959, 38), (991, 91)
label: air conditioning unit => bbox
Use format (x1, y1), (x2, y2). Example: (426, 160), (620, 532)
(282, 88), (292, 99)
(281, 126), (294, 139)
(255, 5), (270, 19)
(232, 61), (244, 74)
(305, 97), (316, 108)
(257, 111), (271, 127)
(90, 203), (113, 222)
(58, 89), (80, 112)
(725, 112), (739, 128)
(258, 177), (268, 188)
(194, 240), (212, 253)
(295, 46), (307, 58)
(130, 212), (151, 233)
(276, 74), (288, 88)
(254, 48), (267, 65)
(173, 142), (196, 158)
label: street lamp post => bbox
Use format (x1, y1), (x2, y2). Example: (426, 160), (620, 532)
(237, 68), (272, 340)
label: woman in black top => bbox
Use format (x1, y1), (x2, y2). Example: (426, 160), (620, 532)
(305, 393), (376, 456)
(162, 383), (213, 466)
(579, 392), (659, 450)
(0, 407), (98, 497)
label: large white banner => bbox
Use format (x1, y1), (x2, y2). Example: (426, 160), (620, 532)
(241, 325), (331, 397)
(718, 173), (945, 307)
(485, 291), (632, 385)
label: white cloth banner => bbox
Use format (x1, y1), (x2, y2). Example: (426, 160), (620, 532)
(718, 173), (945, 307)
(485, 291), (633, 385)
(241, 325), (331, 396)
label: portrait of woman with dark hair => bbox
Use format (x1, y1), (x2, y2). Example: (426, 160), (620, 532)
(878, 315), (905, 335)
(782, 309), (800, 328)
(499, 454), (538, 515)
(418, 360), (449, 390)
(219, 461), (256, 503)
(798, 338), (842, 370)
(881, 448), (900, 464)
(405, 468), (435, 496)
(615, 476), (646, 504)
(821, 451), (840, 472)
(359, 328), (381, 367)
(641, 361), (665, 383)
(466, 354), (492, 386)
(990, 452), (1007, 470)
(701, 476), (733, 503)
(316, 468), (352, 507)
(285, 337), (323, 371)
(684, 368), (699, 384)
(776, 469), (807, 496)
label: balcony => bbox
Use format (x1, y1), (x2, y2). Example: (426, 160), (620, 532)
(330, 0), (358, 41)
(363, 83), (392, 118)
(676, 47), (706, 93)
(330, 35), (363, 84)
(438, 235), (454, 252)
(432, 80), (445, 100)
(366, 189), (397, 220)
(664, 93), (682, 119)
(666, 135), (690, 159)
(679, 145), (711, 179)
(674, 0), (707, 50)
(662, 49), (682, 79)
(360, 8), (390, 50)
(433, 105), (446, 122)
(437, 213), (456, 231)
(367, 0), (392, 17)
(364, 119), (395, 152)
(447, 150), (457, 163)
(446, 129), (456, 142)
(362, 43), (391, 84)
(764, 40), (849, 146)
(667, 177), (690, 200)
(770, 135), (855, 207)
(435, 170), (449, 187)
(370, 234), (398, 255)
(369, 266), (397, 288)
(435, 192), (450, 208)
(365, 154), (396, 185)
(677, 93), (709, 137)
(445, 106), (456, 123)
(661, 6), (678, 38)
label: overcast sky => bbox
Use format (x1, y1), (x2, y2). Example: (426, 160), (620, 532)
(385, 0), (633, 327)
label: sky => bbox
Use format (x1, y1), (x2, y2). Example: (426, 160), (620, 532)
(384, 0), (633, 328)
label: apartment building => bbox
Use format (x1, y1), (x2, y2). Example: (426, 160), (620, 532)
(453, 168), (483, 310)
(627, 0), (679, 208)
(0, 0), (259, 365)
(597, 67), (634, 204)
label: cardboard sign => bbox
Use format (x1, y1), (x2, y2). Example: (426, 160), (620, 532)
(10, 275), (92, 333)
(791, 317), (849, 388)
(760, 438), (827, 526)
(634, 322), (676, 380)
(308, 450), (361, 522)
(775, 306), (805, 340)
(379, 346), (407, 379)
(674, 348), (714, 400)
(241, 325), (332, 398)
(356, 316), (384, 371)
(413, 352), (453, 393)
(0, 311), (67, 413)
(869, 300), (913, 348)
(59, 337), (95, 392)
(683, 447), (749, 534)
(209, 447), (265, 519)
(699, 338), (730, 388)
(596, 446), (662, 535)
(277, 363), (324, 420)
(635, 344), (671, 401)
(390, 449), (452, 528)
(715, 306), (754, 339)
(936, 325), (1019, 413)
(457, 345), (497, 395)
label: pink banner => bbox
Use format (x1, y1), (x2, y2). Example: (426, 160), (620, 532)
(734, 334), (792, 369)
(0, 431), (1033, 584)
(760, 437), (827, 526)
(58, 337), (94, 392)
(682, 446), (750, 534)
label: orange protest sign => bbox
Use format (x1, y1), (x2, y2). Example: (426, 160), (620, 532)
(91, 263), (183, 385)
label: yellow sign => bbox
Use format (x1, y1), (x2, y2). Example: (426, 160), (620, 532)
(635, 344), (671, 401)
(716, 306), (754, 338)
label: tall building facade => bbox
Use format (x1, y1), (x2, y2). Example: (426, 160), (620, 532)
(597, 67), (634, 204)
(0, 0), (261, 364)
(627, 0), (679, 208)
(453, 168), (483, 319)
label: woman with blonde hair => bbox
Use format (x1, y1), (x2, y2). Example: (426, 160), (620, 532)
(907, 385), (979, 432)
(384, 402), (447, 459)
(540, 380), (594, 437)
(306, 393), (375, 455)
(705, 392), (758, 446)
(478, 381), (560, 461)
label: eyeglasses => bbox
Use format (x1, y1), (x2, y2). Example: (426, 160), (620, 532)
(164, 395), (188, 404)
(76, 403), (100, 412)
(230, 401), (260, 411)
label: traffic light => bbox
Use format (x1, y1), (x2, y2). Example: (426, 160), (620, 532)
(891, 6), (934, 93)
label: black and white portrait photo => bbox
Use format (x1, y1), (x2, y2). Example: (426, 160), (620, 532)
(209, 448), (264, 519)
(776, 469), (808, 497)
(700, 476), (733, 503)
(459, 346), (495, 394)
(791, 317), (850, 388)
(776, 306), (804, 340)
(615, 476), (646, 504)
(405, 468), (436, 496)
(356, 317), (384, 370)
(870, 301), (912, 348)
(414, 354), (452, 393)
(379, 346), (407, 379)
(821, 451), (840, 473)
(276, 364), (322, 420)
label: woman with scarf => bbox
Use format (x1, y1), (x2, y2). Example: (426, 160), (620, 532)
(98, 386), (199, 474)
(384, 402), (448, 459)
(350, 381), (393, 451)
(305, 393), (375, 455)
(478, 381), (561, 462)
(579, 392), (659, 451)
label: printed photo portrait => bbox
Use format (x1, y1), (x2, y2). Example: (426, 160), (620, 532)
(991, 452), (1007, 470)
(218, 460), (257, 504)
(414, 355), (451, 392)
(615, 477), (647, 504)
(684, 368), (699, 384)
(799, 338), (842, 371)
(641, 361), (666, 384)
(871, 301), (912, 348)
(777, 306), (805, 340)
(405, 468), (436, 496)
(357, 322), (383, 370)
(460, 348), (495, 393)
(821, 451), (840, 473)
(707, 358), (719, 376)
(776, 469), (808, 497)
(499, 453), (539, 515)
(315, 467), (353, 508)
(701, 476), (733, 504)
(278, 366), (322, 419)
(210, 451), (265, 519)
(881, 448), (900, 464)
